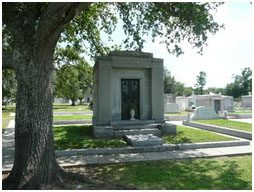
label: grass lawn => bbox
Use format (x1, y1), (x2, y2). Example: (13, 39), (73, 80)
(54, 125), (235, 150)
(165, 111), (191, 116)
(53, 125), (127, 150)
(2, 106), (16, 132)
(53, 103), (92, 112)
(163, 125), (235, 144)
(94, 155), (252, 190)
(53, 114), (92, 121)
(229, 110), (252, 114)
(194, 119), (252, 132)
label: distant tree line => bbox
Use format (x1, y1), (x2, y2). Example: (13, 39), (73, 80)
(163, 67), (252, 99)
(3, 67), (251, 107)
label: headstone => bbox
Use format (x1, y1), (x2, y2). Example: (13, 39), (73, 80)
(190, 106), (219, 120)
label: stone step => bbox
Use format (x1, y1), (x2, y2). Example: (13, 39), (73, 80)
(125, 134), (164, 147)
(113, 128), (161, 138)
(110, 120), (155, 126)
(113, 123), (160, 130)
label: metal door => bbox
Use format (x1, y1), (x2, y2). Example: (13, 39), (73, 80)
(121, 79), (140, 120)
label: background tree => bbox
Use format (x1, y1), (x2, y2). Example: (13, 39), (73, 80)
(163, 68), (176, 94)
(240, 67), (252, 95)
(225, 67), (252, 99)
(54, 59), (93, 106)
(2, 2), (223, 189)
(164, 67), (194, 96)
(183, 87), (194, 97)
(206, 87), (225, 95)
(2, 69), (17, 107)
(195, 71), (207, 95)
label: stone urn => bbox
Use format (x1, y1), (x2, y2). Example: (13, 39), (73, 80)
(130, 109), (135, 120)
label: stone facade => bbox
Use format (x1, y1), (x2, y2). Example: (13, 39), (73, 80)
(84, 94), (93, 102)
(164, 93), (179, 113)
(222, 96), (234, 112)
(176, 96), (188, 111)
(92, 51), (164, 138)
(176, 94), (231, 114)
(163, 94), (176, 104)
(195, 94), (224, 114)
(241, 95), (252, 108)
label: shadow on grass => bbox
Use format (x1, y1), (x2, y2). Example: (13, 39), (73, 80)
(53, 104), (89, 110)
(96, 156), (251, 190)
(54, 125), (127, 150)
(162, 131), (192, 144)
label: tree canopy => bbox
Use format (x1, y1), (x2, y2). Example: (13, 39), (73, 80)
(225, 67), (252, 99)
(195, 71), (207, 95)
(163, 67), (193, 96)
(54, 59), (93, 106)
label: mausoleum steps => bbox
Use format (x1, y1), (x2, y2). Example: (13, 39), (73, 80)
(111, 121), (162, 138)
(113, 128), (161, 138)
(113, 123), (159, 130)
(110, 120), (156, 126)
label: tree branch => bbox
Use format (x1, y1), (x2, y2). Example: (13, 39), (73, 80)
(2, 52), (16, 70)
(35, 3), (91, 53)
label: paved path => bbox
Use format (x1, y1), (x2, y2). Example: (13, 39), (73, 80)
(229, 118), (253, 124)
(2, 120), (252, 172)
(10, 112), (93, 116)
(57, 145), (252, 167)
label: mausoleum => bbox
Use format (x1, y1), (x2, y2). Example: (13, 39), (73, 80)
(241, 95), (252, 108)
(92, 51), (166, 138)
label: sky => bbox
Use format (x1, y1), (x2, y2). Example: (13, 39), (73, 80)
(90, 2), (252, 89)
(143, 2), (252, 89)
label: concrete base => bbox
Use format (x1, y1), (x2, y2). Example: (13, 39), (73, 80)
(93, 126), (113, 139)
(125, 134), (163, 147)
(160, 123), (177, 135)
(183, 121), (252, 140)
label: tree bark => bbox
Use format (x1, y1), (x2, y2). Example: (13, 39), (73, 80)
(2, 2), (91, 189)
(71, 99), (76, 106)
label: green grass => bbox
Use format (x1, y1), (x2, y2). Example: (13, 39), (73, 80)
(2, 106), (16, 132)
(194, 119), (252, 132)
(53, 103), (92, 112)
(165, 111), (191, 116)
(229, 110), (252, 114)
(53, 125), (127, 150)
(163, 125), (235, 144)
(94, 155), (252, 190)
(53, 125), (234, 150)
(53, 114), (92, 121)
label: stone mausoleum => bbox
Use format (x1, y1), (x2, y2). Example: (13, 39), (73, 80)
(92, 51), (171, 139)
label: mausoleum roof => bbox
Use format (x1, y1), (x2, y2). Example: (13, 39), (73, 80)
(108, 51), (153, 58)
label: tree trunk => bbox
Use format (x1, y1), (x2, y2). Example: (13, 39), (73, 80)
(71, 99), (76, 106)
(2, 46), (64, 189)
(2, 3), (93, 189)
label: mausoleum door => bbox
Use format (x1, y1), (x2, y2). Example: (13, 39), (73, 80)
(214, 100), (220, 114)
(121, 79), (140, 120)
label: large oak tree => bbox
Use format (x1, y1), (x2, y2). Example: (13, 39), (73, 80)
(2, 2), (223, 189)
